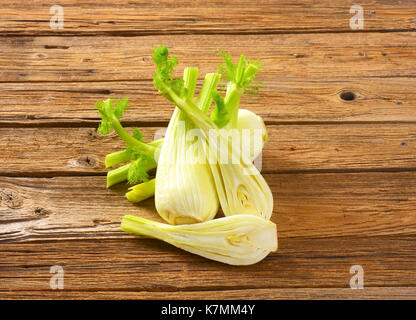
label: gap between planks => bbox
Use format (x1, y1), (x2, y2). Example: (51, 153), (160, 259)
(2, 28), (416, 38)
(1, 167), (416, 179)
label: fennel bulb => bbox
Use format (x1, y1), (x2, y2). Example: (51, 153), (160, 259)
(152, 47), (273, 220)
(121, 214), (277, 266)
(155, 66), (220, 225)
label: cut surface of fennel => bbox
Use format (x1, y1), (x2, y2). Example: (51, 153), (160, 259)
(121, 214), (278, 266)
(207, 123), (273, 220)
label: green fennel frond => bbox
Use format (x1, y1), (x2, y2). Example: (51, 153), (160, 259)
(96, 98), (129, 135)
(126, 146), (154, 184)
(217, 50), (236, 84)
(125, 145), (146, 160)
(210, 51), (263, 128)
(217, 50), (262, 94)
(152, 45), (185, 101)
(151, 45), (219, 133)
(128, 159), (149, 184)
(96, 97), (156, 158)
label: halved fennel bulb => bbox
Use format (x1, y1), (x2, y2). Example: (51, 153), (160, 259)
(121, 214), (278, 265)
(167, 95), (274, 220)
(208, 147), (273, 219)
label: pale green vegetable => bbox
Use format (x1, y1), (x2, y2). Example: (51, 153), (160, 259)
(105, 139), (164, 169)
(121, 214), (278, 265)
(207, 135), (273, 219)
(126, 179), (155, 203)
(123, 109), (267, 204)
(236, 108), (267, 161)
(155, 66), (220, 225)
(105, 108), (266, 190)
(153, 47), (273, 220)
(96, 98), (159, 189)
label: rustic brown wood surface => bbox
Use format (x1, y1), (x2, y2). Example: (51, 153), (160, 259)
(1, 0), (415, 35)
(2, 78), (416, 124)
(1, 124), (415, 176)
(0, 0), (415, 300)
(1, 172), (416, 241)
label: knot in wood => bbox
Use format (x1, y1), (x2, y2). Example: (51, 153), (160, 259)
(0, 188), (23, 209)
(34, 207), (50, 217)
(77, 155), (97, 167)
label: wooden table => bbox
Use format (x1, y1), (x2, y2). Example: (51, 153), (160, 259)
(1, 0), (416, 300)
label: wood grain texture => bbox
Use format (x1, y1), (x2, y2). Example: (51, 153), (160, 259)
(1, 33), (415, 83)
(2, 287), (416, 300)
(0, 78), (415, 124)
(1, 172), (415, 242)
(0, 236), (415, 297)
(0, 124), (415, 176)
(1, 0), (415, 36)
(1, 0), (416, 300)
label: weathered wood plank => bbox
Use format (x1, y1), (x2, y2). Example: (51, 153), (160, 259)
(0, 124), (415, 176)
(1, 0), (415, 36)
(1, 0), (415, 301)
(0, 236), (415, 293)
(0, 78), (415, 124)
(1, 172), (415, 242)
(2, 287), (416, 300)
(1, 33), (415, 82)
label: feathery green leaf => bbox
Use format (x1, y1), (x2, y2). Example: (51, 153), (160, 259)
(152, 45), (185, 101)
(96, 98), (129, 135)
